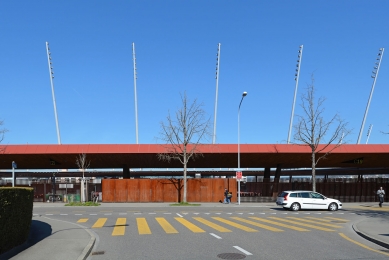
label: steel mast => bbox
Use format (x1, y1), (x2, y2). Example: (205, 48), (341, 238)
(357, 48), (384, 144)
(213, 43), (221, 144)
(287, 45), (303, 144)
(45, 42), (61, 144)
(132, 42), (139, 144)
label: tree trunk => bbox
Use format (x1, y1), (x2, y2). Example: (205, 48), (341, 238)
(311, 152), (316, 192)
(183, 154), (187, 203)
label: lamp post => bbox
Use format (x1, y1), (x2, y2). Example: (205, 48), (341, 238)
(12, 161), (17, 187)
(238, 91), (247, 205)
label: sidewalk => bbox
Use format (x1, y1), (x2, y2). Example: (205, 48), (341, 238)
(0, 216), (94, 260)
(351, 204), (389, 250)
(1, 202), (388, 260)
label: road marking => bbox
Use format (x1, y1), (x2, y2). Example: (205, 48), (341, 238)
(268, 217), (334, 231)
(324, 217), (349, 222)
(77, 218), (88, 223)
(112, 218), (126, 236)
(92, 218), (107, 228)
(175, 218), (205, 233)
(156, 217), (178, 234)
(249, 217), (309, 231)
(176, 213), (183, 217)
(212, 217), (258, 232)
(193, 217), (232, 232)
(137, 218), (152, 234)
(286, 217), (342, 228)
(194, 213), (199, 215)
(231, 217), (283, 232)
(233, 246), (253, 255)
(339, 233), (389, 257)
(304, 216), (333, 222)
(134, 213), (142, 215)
(210, 233), (222, 239)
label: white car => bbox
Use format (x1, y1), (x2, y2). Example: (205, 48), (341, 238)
(276, 190), (342, 211)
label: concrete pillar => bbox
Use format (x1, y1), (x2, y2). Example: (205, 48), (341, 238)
(272, 164), (281, 198)
(123, 164), (130, 179)
(263, 167), (271, 182)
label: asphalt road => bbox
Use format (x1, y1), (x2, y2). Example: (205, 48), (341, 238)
(32, 204), (389, 260)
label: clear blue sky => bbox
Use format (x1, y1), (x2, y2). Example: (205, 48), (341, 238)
(1, 1), (388, 145)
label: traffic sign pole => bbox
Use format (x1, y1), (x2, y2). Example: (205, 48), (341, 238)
(236, 171), (242, 205)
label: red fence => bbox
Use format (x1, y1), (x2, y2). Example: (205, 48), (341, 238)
(102, 178), (237, 203)
(244, 181), (389, 202)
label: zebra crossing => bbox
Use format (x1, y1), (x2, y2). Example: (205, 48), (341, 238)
(76, 215), (349, 236)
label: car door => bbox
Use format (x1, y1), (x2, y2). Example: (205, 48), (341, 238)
(309, 192), (327, 209)
(298, 192), (312, 209)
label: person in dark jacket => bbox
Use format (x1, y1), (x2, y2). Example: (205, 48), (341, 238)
(224, 188), (229, 204)
(377, 187), (385, 207)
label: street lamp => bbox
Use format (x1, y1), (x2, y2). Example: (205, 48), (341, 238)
(238, 91), (247, 205)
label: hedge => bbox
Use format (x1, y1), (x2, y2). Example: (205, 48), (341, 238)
(0, 187), (34, 254)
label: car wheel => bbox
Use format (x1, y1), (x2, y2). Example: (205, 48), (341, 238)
(328, 203), (338, 211)
(290, 203), (300, 211)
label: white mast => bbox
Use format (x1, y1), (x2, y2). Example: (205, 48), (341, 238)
(287, 45), (303, 144)
(45, 42), (61, 144)
(213, 43), (221, 144)
(357, 48), (384, 144)
(132, 42), (139, 144)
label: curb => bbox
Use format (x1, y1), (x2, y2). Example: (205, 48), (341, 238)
(352, 218), (389, 250)
(42, 217), (96, 260)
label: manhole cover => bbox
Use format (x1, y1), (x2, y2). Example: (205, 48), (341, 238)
(217, 253), (246, 259)
(91, 251), (105, 255)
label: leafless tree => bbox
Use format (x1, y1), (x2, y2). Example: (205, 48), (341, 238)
(293, 77), (350, 192)
(0, 120), (7, 149)
(157, 92), (212, 203)
(76, 153), (90, 202)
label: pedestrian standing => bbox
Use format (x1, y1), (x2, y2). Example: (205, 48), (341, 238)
(377, 187), (385, 207)
(224, 188), (229, 204)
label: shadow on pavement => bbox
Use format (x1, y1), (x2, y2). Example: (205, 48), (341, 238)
(0, 219), (52, 260)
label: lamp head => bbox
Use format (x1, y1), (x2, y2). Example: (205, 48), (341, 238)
(242, 91), (247, 97)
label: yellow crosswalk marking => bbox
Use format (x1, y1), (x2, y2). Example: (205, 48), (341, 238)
(324, 217), (349, 222)
(112, 218), (126, 236)
(249, 217), (309, 231)
(156, 218), (178, 234)
(193, 217), (232, 232)
(77, 218), (88, 223)
(175, 218), (205, 233)
(268, 217), (334, 231)
(92, 218), (107, 228)
(231, 217), (283, 232)
(286, 217), (342, 228)
(137, 218), (151, 234)
(212, 217), (258, 232)
(304, 217), (333, 222)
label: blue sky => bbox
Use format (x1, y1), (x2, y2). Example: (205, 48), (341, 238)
(1, 1), (388, 145)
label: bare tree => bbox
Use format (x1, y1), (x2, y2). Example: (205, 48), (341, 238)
(76, 153), (90, 202)
(0, 120), (7, 152)
(158, 92), (212, 203)
(293, 77), (350, 192)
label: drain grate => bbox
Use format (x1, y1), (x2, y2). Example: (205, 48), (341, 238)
(91, 251), (105, 255)
(217, 253), (246, 259)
